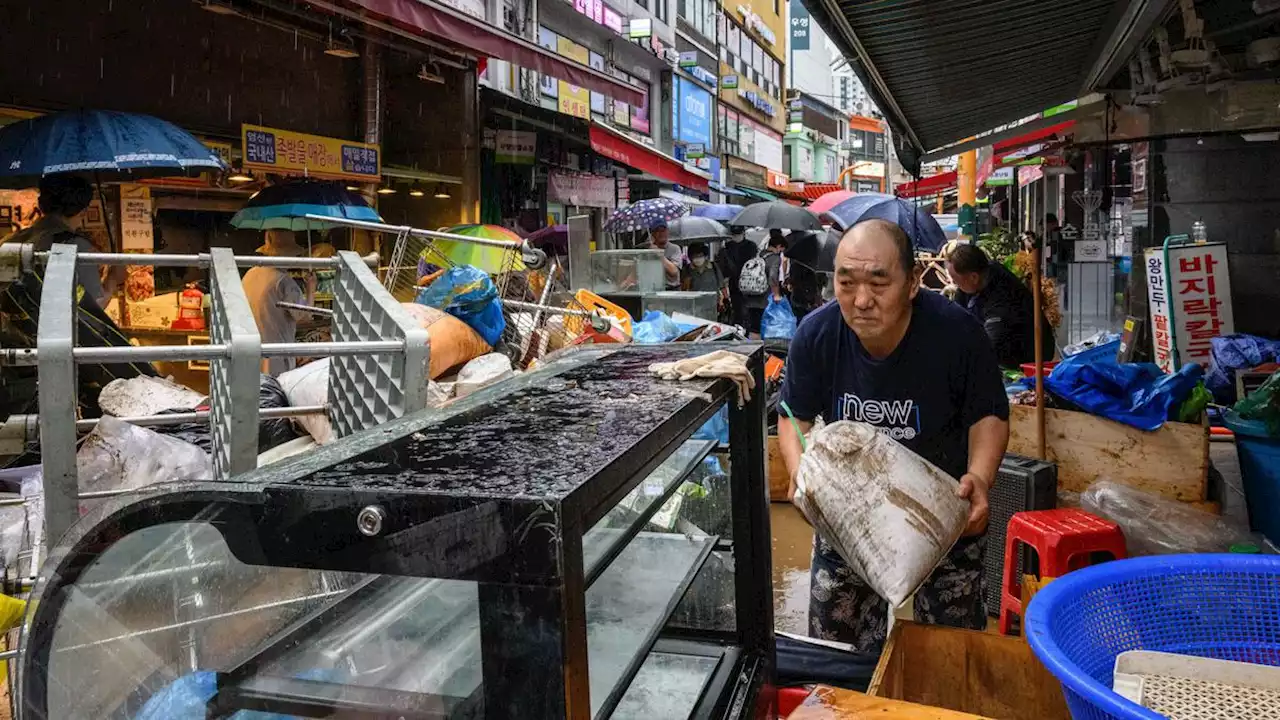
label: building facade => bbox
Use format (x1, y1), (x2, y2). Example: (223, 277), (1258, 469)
(717, 0), (788, 190)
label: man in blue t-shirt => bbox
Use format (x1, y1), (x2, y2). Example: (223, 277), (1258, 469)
(778, 219), (1010, 654)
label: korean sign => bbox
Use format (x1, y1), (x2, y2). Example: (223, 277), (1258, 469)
(1146, 242), (1235, 372)
(495, 131), (536, 164)
(241, 124), (380, 182)
(673, 76), (712, 147)
(119, 184), (154, 251)
(790, 0), (810, 51)
(557, 38), (591, 119)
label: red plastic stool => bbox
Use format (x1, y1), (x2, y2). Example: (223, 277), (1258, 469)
(999, 508), (1127, 635)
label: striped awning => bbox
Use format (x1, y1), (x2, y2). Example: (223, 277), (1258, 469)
(796, 183), (843, 200)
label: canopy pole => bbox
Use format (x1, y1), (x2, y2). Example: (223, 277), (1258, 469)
(1034, 180), (1047, 460)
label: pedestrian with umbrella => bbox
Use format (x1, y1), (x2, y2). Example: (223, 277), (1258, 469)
(729, 201), (821, 232)
(0, 110), (225, 416)
(820, 193), (947, 253)
(738, 230), (788, 338)
(604, 198), (689, 290)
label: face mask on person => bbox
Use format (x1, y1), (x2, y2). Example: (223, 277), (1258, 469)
(692, 256), (707, 268)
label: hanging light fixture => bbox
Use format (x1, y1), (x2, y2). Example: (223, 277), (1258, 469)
(345, 184), (361, 192)
(376, 184), (397, 195)
(433, 183), (452, 199)
(226, 163), (253, 183)
(409, 182), (426, 197)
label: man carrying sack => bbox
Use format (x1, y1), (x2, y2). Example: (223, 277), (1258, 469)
(777, 219), (1010, 654)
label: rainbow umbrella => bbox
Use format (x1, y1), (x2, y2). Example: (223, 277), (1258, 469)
(423, 224), (526, 275)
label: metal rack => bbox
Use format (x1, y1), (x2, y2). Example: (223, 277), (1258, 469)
(0, 242), (430, 545)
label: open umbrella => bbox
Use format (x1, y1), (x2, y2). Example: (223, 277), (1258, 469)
(525, 224), (568, 256)
(667, 216), (729, 244)
(691, 204), (746, 223)
(428, 224), (526, 275)
(0, 110), (226, 188)
(807, 190), (857, 216)
(730, 201), (822, 231)
(821, 193), (946, 252)
(603, 197), (688, 232)
(785, 229), (841, 273)
(231, 182), (382, 231)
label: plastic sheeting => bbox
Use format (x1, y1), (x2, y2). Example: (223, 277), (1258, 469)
(1207, 333), (1280, 404)
(415, 264), (507, 347)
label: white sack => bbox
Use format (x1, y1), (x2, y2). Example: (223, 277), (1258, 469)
(277, 359), (334, 444)
(98, 376), (205, 417)
(454, 353), (514, 399)
(792, 420), (968, 607)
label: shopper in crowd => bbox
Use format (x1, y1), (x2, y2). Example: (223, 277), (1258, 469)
(1044, 213), (1065, 281)
(741, 230), (787, 338)
(784, 230), (824, 322)
(649, 222), (683, 290)
(0, 176), (157, 418)
(945, 242), (1056, 368)
(777, 219), (1009, 655)
(682, 241), (727, 294)
(243, 229), (316, 376)
(718, 225), (758, 327)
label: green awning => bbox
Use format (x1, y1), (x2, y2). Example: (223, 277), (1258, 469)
(735, 186), (777, 202)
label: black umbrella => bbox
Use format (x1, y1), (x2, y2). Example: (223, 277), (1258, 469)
(729, 201), (822, 231)
(785, 229), (841, 273)
(667, 216), (730, 244)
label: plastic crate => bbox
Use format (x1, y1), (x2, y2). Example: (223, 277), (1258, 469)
(1025, 554), (1280, 720)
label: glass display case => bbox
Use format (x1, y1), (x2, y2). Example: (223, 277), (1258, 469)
(642, 292), (719, 322)
(589, 249), (667, 294)
(17, 345), (775, 720)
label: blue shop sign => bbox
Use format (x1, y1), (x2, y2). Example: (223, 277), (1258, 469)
(739, 89), (775, 117)
(673, 76), (713, 147)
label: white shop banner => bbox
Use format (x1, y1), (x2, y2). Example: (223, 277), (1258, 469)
(548, 172), (616, 208)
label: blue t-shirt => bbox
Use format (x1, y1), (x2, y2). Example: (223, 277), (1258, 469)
(780, 290), (1009, 480)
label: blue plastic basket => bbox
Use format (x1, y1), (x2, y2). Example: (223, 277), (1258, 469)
(1025, 554), (1280, 720)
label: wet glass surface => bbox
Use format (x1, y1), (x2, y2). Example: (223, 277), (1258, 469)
(610, 651), (719, 719)
(276, 346), (726, 499)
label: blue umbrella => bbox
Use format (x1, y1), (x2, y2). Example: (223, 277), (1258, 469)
(603, 197), (688, 233)
(0, 110), (226, 188)
(231, 182), (383, 231)
(691, 204), (744, 223)
(821, 193), (947, 252)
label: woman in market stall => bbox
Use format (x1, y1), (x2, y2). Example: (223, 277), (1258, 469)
(242, 229), (316, 376)
(0, 176), (157, 418)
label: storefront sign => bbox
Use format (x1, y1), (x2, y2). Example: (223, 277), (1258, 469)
(439, 0), (486, 19)
(985, 166), (1014, 186)
(628, 18), (652, 38)
(119, 184), (154, 251)
(242, 124), (380, 181)
(1145, 251), (1174, 372)
(767, 169), (789, 190)
(790, 0), (810, 50)
(548, 171), (616, 208)
(1146, 242), (1235, 371)
(679, 51), (698, 68)
(686, 143), (705, 159)
(721, 75), (739, 89)
(1132, 157), (1147, 194)
(603, 7), (624, 33)
(688, 66), (717, 87)
(739, 89), (775, 117)
(736, 5), (777, 47)
(673, 76), (712, 147)
(557, 38), (591, 119)
(631, 91), (650, 134)
(495, 130), (536, 164)
(203, 139), (233, 168)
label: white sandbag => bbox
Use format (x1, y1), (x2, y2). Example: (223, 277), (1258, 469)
(98, 376), (205, 417)
(454, 353), (514, 399)
(78, 416), (213, 498)
(792, 420), (969, 607)
(277, 359), (334, 444)
(257, 435), (317, 467)
(428, 380), (456, 407)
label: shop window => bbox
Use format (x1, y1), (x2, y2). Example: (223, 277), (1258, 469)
(677, 0), (686, 19)
(636, 0), (647, 9)
(656, 0), (667, 24)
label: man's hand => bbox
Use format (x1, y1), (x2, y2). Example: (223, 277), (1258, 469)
(956, 473), (990, 536)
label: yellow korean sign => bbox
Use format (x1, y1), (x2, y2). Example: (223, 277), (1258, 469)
(241, 124), (381, 181)
(556, 38), (591, 120)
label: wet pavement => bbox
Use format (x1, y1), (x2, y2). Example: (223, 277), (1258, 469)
(770, 502), (813, 636)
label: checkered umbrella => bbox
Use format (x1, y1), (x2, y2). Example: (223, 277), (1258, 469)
(603, 197), (689, 233)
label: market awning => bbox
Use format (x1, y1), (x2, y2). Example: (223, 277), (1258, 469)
(736, 186), (777, 202)
(342, 0), (644, 106)
(588, 126), (710, 193)
(796, 183), (843, 200)
(709, 181), (747, 197)
(895, 171), (957, 199)
(807, 0), (1127, 158)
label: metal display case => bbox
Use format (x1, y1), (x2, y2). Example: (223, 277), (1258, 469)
(16, 344), (776, 720)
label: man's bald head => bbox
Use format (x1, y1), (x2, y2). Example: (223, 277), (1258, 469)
(841, 219), (915, 278)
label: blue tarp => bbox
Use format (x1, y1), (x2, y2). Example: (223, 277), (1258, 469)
(1207, 333), (1280, 404)
(1044, 341), (1204, 431)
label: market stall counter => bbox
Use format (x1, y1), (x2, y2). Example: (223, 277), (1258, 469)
(16, 344), (776, 720)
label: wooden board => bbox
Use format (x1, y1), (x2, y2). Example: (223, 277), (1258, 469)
(768, 434), (791, 502)
(1008, 405), (1209, 503)
(868, 621), (1071, 720)
(789, 686), (990, 719)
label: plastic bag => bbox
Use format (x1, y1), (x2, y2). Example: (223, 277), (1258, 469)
(1234, 367), (1280, 436)
(762, 296), (797, 340)
(455, 353), (515, 399)
(257, 373), (300, 451)
(693, 406), (729, 444)
(78, 417), (213, 498)
(1176, 382), (1213, 424)
(1207, 333), (1280, 404)
(1080, 480), (1254, 556)
(97, 375), (205, 418)
(792, 420), (968, 607)
(415, 264), (507, 347)
(633, 311), (681, 344)
(136, 668), (340, 720)
(1046, 360), (1204, 431)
